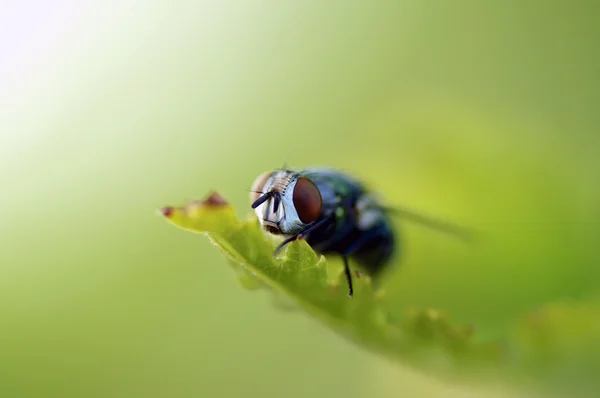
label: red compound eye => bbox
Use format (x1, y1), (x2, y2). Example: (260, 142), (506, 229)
(292, 177), (322, 223)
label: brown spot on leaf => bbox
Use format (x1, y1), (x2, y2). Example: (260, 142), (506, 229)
(462, 325), (475, 338)
(204, 191), (229, 207)
(160, 207), (174, 217)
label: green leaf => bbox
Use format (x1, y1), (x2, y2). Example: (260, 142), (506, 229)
(160, 192), (600, 395)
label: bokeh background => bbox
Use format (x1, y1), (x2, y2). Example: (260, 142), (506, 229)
(1, 1), (599, 397)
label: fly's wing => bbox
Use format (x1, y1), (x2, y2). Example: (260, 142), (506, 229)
(383, 205), (476, 243)
(299, 168), (475, 242)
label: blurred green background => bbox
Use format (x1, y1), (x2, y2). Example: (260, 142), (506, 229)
(1, 1), (598, 397)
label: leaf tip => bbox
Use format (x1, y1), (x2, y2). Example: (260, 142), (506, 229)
(159, 206), (174, 218)
(158, 191), (230, 220)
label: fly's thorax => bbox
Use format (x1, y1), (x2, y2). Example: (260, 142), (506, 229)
(355, 193), (386, 230)
(250, 170), (323, 236)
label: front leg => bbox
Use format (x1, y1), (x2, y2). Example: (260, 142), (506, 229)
(273, 215), (333, 256)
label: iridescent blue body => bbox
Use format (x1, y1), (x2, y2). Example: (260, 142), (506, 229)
(296, 168), (396, 277)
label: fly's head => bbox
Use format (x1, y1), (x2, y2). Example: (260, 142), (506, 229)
(250, 170), (322, 236)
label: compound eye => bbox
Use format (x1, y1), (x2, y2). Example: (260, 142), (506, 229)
(250, 172), (273, 204)
(293, 177), (322, 223)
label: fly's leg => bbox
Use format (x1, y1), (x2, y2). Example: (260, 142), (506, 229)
(342, 255), (354, 297)
(341, 227), (390, 297)
(273, 215), (333, 257)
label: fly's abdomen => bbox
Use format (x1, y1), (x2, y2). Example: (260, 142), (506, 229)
(352, 220), (396, 277)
